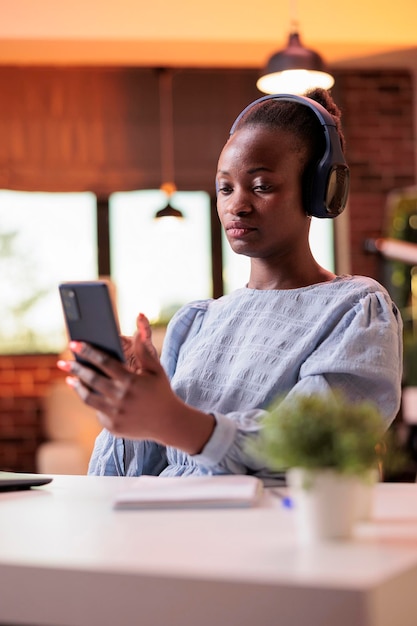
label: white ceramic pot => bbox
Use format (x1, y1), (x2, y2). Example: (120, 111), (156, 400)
(287, 468), (362, 544)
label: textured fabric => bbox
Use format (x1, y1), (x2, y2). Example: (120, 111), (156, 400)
(88, 275), (403, 479)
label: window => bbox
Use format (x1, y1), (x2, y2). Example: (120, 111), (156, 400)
(0, 190), (97, 354)
(109, 190), (212, 334)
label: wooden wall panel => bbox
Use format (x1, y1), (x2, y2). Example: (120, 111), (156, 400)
(0, 66), (260, 195)
(0, 67), (161, 193)
(172, 69), (259, 189)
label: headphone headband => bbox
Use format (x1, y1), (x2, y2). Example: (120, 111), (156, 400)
(228, 93), (350, 218)
(230, 93), (336, 135)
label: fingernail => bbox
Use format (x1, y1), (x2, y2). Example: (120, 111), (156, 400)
(69, 341), (82, 353)
(57, 359), (71, 372)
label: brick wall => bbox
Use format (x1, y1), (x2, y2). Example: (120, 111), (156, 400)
(0, 355), (64, 471)
(335, 70), (415, 280)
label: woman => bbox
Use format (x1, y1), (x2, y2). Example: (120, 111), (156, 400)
(58, 88), (403, 478)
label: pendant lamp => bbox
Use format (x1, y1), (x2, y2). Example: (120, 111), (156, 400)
(257, 3), (334, 96)
(155, 69), (183, 219)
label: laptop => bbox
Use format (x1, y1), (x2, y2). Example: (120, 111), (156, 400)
(0, 471), (53, 492)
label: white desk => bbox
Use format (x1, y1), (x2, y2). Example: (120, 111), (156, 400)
(0, 475), (417, 626)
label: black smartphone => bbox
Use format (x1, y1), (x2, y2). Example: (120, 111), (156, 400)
(59, 281), (126, 371)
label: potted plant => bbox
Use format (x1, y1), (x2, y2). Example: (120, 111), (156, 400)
(252, 391), (389, 543)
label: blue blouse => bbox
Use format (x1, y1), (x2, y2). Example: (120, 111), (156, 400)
(88, 275), (403, 479)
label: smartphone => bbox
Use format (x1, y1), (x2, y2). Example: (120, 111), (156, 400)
(59, 281), (126, 371)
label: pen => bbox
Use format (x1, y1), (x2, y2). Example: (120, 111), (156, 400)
(266, 487), (294, 509)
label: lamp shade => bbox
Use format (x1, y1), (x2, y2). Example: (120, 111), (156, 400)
(155, 200), (184, 219)
(257, 31), (334, 95)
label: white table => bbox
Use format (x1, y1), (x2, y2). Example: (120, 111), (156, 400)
(0, 475), (417, 626)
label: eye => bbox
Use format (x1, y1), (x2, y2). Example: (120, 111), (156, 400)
(217, 183), (233, 195)
(253, 183), (272, 193)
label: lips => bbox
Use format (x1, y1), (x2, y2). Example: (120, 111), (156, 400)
(226, 221), (256, 238)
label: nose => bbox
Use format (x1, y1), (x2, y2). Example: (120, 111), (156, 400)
(221, 188), (252, 217)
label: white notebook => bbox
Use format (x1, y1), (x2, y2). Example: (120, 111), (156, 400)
(114, 475), (263, 510)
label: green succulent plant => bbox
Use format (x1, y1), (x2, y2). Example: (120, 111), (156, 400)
(252, 391), (391, 477)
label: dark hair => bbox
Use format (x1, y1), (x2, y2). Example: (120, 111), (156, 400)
(231, 88), (346, 171)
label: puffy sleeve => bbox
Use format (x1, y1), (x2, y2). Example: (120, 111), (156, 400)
(87, 429), (168, 476)
(295, 291), (403, 418)
(88, 429), (168, 476)
(187, 290), (403, 478)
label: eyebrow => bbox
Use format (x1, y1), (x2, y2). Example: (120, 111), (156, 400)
(248, 166), (273, 174)
(216, 166), (273, 177)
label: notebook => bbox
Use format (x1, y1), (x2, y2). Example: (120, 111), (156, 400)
(114, 474), (263, 510)
(0, 471), (53, 492)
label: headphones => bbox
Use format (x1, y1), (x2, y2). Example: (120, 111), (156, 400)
(228, 93), (350, 219)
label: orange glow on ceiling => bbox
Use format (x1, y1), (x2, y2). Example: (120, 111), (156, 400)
(0, 0), (416, 68)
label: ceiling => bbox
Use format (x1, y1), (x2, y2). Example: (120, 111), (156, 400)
(0, 0), (416, 71)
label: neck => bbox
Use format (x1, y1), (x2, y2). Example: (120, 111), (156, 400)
(247, 258), (336, 290)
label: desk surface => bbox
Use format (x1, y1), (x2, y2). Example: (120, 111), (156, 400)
(0, 475), (417, 626)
